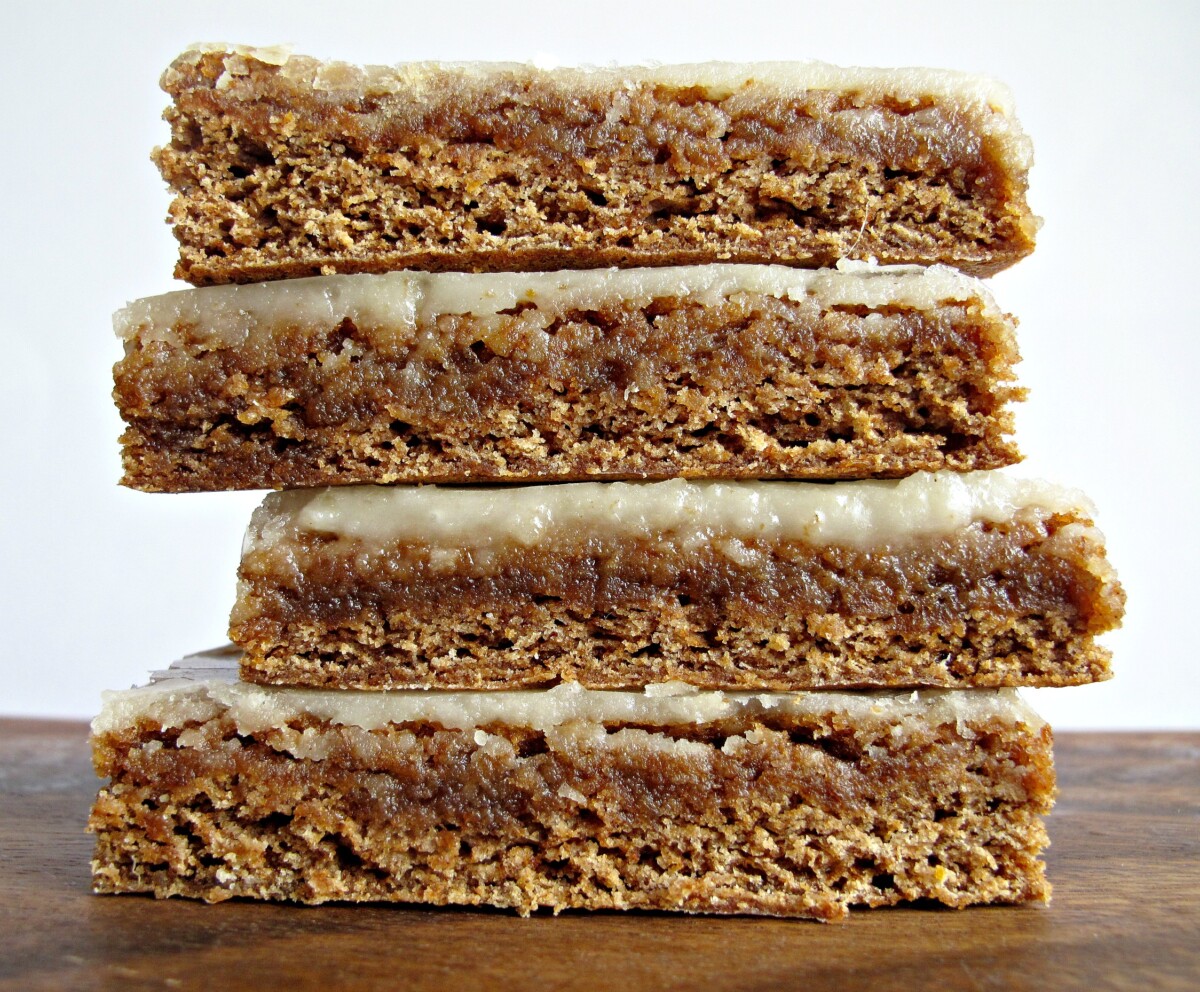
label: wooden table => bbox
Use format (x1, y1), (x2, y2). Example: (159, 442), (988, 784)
(2, 721), (1196, 991)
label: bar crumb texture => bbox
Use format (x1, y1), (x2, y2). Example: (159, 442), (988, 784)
(114, 264), (1022, 492)
(156, 47), (1037, 286)
(89, 651), (1055, 919)
(231, 474), (1125, 691)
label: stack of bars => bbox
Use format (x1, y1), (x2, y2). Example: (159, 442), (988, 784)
(90, 45), (1125, 920)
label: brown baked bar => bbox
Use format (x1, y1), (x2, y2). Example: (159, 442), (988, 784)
(156, 46), (1037, 285)
(89, 648), (1054, 919)
(231, 473), (1124, 691)
(114, 264), (1022, 492)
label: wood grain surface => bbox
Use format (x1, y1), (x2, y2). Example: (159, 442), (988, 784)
(1, 720), (1196, 992)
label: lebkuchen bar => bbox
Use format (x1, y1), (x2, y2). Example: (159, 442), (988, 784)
(231, 472), (1124, 692)
(156, 46), (1037, 286)
(89, 647), (1054, 919)
(114, 263), (1022, 492)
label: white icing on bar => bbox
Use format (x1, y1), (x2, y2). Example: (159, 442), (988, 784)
(244, 472), (1092, 556)
(92, 646), (1044, 737)
(176, 45), (1019, 116)
(185, 42), (293, 66)
(114, 262), (994, 348)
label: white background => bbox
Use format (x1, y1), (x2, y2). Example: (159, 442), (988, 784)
(2, 1), (1196, 728)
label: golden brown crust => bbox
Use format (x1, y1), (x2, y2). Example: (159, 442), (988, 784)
(231, 515), (1124, 691)
(239, 610), (1112, 691)
(155, 52), (1036, 285)
(89, 706), (1054, 917)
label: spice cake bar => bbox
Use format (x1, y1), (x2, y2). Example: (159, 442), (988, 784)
(231, 472), (1124, 692)
(89, 647), (1054, 918)
(157, 46), (1037, 286)
(114, 263), (1022, 492)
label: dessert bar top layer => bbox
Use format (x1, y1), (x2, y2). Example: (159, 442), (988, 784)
(247, 471), (1093, 555)
(159, 47), (1036, 282)
(94, 646), (1043, 737)
(116, 262), (997, 348)
(175, 44), (1023, 122)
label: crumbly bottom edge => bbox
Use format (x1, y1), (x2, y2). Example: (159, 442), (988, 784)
(238, 607), (1111, 691)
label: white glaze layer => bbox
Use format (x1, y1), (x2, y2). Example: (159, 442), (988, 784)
(243, 472), (1092, 556)
(176, 45), (1018, 115)
(93, 646), (1043, 737)
(114, 262), (994, 348)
